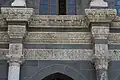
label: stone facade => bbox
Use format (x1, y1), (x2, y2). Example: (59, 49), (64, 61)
(0, 3), (120, 80)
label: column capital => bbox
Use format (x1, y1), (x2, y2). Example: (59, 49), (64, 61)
(6, 43), (24, 65)
(6, 54), (24, 65)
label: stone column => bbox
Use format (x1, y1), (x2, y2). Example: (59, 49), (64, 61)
(92, 25), (110, 80)
(6, 44), (24, 80)
(90, 0), (108, 8)
(85, 9), (116, 80)
(1, 8), (33, 80)
(11, 0), (26, 7)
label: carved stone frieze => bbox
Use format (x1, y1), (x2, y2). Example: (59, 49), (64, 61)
(85, 9), (116, 22)
(109, 50), (120, 60)
(24, 32), (91, 43)
(29, 15), (89, 27)
(109, 33), (120, 44)
(1, 7), (33, 21)
(24, 49), (93, 60)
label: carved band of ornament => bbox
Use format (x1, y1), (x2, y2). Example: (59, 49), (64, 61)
(1, 8), (33, 21)
(24, 49), (92, 60)
(29, 15), (89, 26)
(85, 9), (117, 22)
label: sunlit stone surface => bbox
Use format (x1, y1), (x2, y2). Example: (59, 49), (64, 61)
(11, 0), (26, 7)
(90, 0), (108, 8)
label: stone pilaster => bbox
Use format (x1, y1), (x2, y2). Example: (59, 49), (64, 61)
(92, 25), (110, 80)
(85, 9), (116, 80)
(6, 44), (24, 80)
(1, 7), (33, 80)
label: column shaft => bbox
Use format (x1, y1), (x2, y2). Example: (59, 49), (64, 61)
(8, 62), (20, 80)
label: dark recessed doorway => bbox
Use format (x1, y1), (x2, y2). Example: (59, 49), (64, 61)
(42, 73), (74, 80)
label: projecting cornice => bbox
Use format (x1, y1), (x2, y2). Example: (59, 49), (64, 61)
(85, 9), (117, 23)
(1, 7), (33, 22)
(29, 15), (89, 28)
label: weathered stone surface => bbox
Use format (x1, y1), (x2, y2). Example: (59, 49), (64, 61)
(109, 50), (120, 60)
(0, 49), (8, 60)
(11, 0), (26, 7)
(9, 44), (23, 55)
(94, 44), (109, 58)
(92, 25), (109, 80)
(6, 43), (24, 64)
(90, 0), (108, 8)
(85, 9), (116, 22)
(24, 32), (91, 43)
(24, 49), (93, 60)
(29, 15), (89, 27)
(1, 8), (33, 21)
(92, 26), (109, 39)
(0, 14), (6, 27)
(8, 25), (26, 39)
(0, 32), (9, 43)
(109, 33), (120, 44)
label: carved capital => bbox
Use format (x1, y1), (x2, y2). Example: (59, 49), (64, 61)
(9, 44), (23, 54)
(6, 54), (24, 65)
(6, 43), (24, 65)
(85, 9), (116, 22)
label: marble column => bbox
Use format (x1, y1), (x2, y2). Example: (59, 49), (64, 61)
(7, 58), (23, 80)
(6, 44), (24, 80)
(90, 0), (108, 8)
(11, 0), (26, 6)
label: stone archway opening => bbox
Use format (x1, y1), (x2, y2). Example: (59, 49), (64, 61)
(42, 72), (74, 80)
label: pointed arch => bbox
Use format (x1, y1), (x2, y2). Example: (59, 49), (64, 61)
(42, 72), (74, 80)
(27, 64), (88, 80)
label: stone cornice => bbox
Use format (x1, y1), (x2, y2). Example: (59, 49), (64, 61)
(29, 15), (89, 27)
(85, 9), (117, 23)
(1, 7), (33, 22)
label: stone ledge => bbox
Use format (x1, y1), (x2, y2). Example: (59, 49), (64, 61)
(85, 9), (116, 22)
(29, 15), (89, 27)
(24, 32), (91, 44)
(1, 7), (33, 22)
